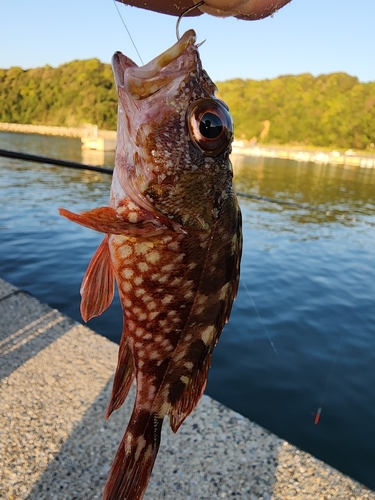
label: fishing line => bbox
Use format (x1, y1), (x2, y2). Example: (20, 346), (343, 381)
(242, 280), (281, 361)
(243, 266), (344, 426)
(112, 0), (144, 65)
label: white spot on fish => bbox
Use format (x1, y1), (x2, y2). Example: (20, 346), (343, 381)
(201, 325), (216, 345)
(119, 245), (132, 258)
(170, 277), (182, 286)
(122, 281), (132, 293)
(135, 327), (144, 337)
(158, 401), (171, 417)
(122, 268), (134, 279)
(127, 201), (138, 211)
(136, 242), (154, 255)
(172, 253), (184, 264)
(141, 294), (153, 303)
(146, 250), (161, 264)
(161, 263), (175, 273)
(161, 294), (173, 305)
(128, 212), (138, 223)
(197, 294), (208, 305)
(134, 436), (147, 461)
(219, 282), (230, 300)
(138, 262), (149, 273)
(167, 241), (180, 251)
(146, 301), (157, 311)
(174, 350), (188, 362)
(158, 274), (169, 284)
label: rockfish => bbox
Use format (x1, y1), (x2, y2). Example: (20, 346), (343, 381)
(59, 29), (242, 500)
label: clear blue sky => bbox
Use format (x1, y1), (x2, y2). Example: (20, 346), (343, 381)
(1, 0), (374, 83)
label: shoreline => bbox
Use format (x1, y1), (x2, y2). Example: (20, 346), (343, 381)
(232, 141), (375, 168)
(0, 122), (116, 140)
(1, 122), (374, 168)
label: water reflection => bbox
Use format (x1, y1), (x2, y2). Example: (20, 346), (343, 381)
(232, 154), (375, 221)
(81, 148), (115, 167)
(0, 131), (115, 170)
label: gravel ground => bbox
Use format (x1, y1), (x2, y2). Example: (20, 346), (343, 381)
(1, 276), (374, 500)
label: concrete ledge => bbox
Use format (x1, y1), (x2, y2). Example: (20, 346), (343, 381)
(1, 277), (374, 500)
(0, 122), (116, 139)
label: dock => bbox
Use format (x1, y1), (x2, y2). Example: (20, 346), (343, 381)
(1, 276), (374, 499)
(81, 124), (116, 152)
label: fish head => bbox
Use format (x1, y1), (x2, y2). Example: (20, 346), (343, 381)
(112, 29), (234, 231)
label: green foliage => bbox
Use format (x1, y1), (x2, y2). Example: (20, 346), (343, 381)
(0, 58), (374, 149)
(0, 59), (118, 130)
(217, 73), (375, 150)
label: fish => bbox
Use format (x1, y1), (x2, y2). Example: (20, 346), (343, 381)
(59, 29), (242, 500)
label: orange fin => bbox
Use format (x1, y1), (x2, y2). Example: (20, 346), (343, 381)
(103, 409), (163, 500)
(106, 331), (135, 419)
(80, 236), (115, 322)
(59, 206), (166, 235)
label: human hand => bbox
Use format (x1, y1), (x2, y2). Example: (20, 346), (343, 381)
(116, 0), (292, 20)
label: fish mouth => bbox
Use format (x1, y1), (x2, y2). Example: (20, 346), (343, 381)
(112, 29), (197, 99)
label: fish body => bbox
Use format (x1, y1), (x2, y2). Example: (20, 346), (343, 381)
(60, 30), (242, 500)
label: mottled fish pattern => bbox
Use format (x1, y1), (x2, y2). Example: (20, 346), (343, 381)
(60, 29), (242, 500)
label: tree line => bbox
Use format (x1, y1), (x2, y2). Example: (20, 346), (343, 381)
(1, 59), (374, 149)
(0, 59), (118, 130)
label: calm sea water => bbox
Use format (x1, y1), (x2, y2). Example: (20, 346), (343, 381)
(1, 132), (375, 489)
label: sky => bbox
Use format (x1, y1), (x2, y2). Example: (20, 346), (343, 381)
(1, 0), (375, 83)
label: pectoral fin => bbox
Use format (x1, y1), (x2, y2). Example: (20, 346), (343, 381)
(59, 206), (166, 235)
(80, 236), (115, 322)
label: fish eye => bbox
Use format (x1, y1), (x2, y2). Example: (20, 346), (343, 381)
(199, 112), (223, 139)
(188, 98), (233, 157)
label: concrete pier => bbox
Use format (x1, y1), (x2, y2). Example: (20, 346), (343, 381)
(1, 277), (374, 499)
(0, 122), (116, 140)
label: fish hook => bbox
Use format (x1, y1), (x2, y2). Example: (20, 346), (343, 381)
(176, 1), (205, 40)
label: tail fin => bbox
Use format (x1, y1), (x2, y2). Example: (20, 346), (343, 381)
(103, 409), (163, 500)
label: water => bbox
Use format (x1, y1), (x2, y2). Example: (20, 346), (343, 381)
(1, 132), (375, 489)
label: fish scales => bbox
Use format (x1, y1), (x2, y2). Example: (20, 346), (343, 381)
(59, 29), (242, 500)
